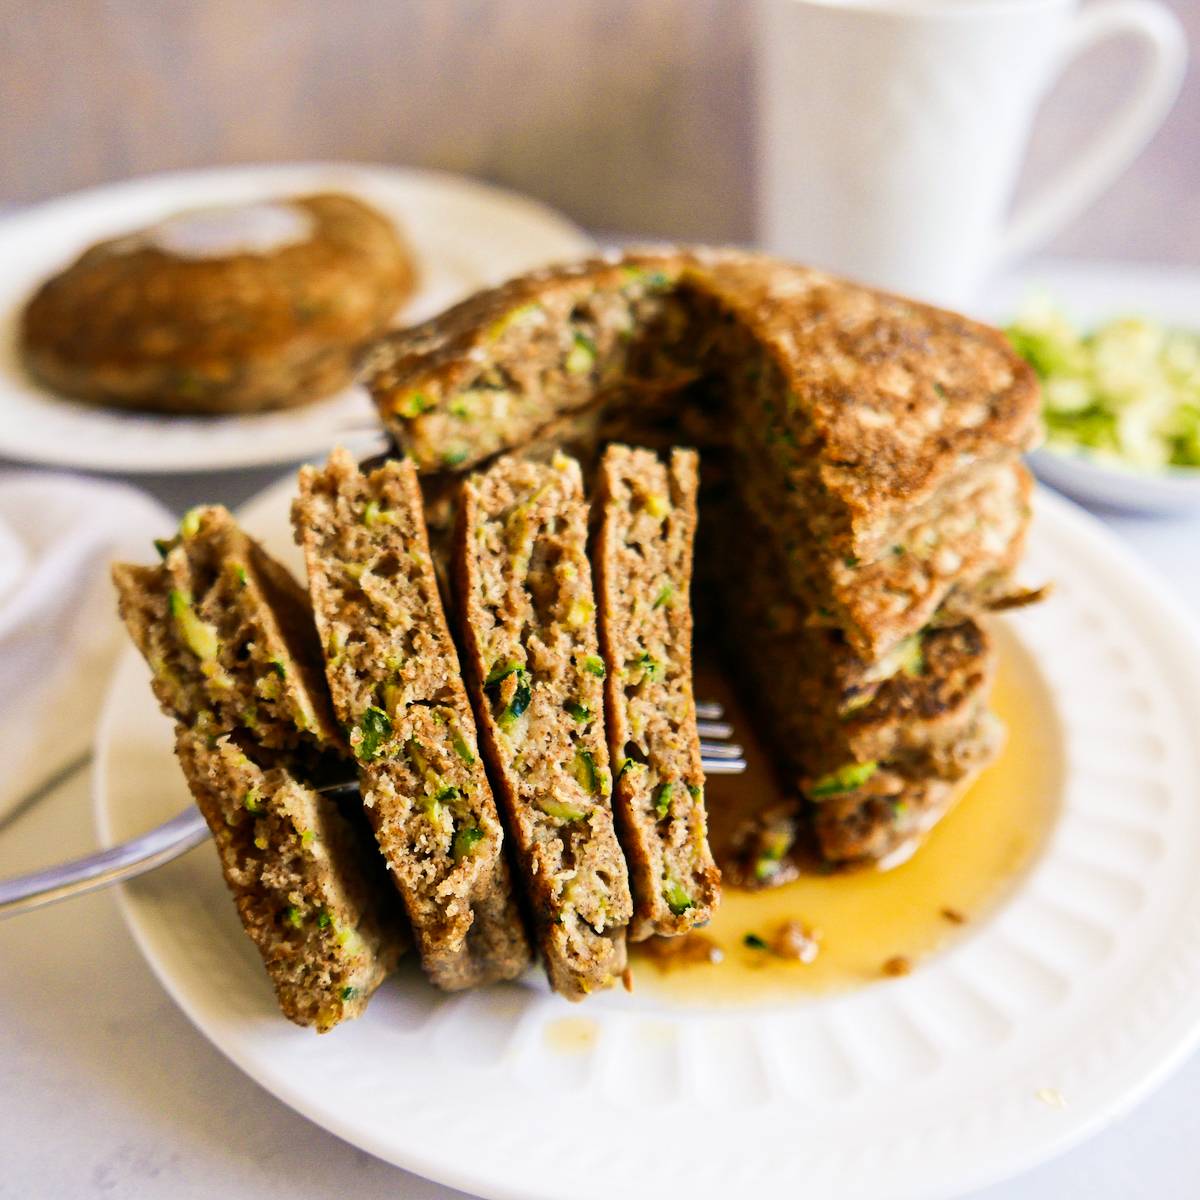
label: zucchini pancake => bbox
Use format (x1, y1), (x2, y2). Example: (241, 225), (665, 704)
(293, 448), (531, 990)
(594, 444), (720, 939)
(113, 245), (1042, 1024)
(23, 192), (413, 415)
(454, 453), (633, 999)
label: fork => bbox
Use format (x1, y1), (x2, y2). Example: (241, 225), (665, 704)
(0, 700), (745, 919)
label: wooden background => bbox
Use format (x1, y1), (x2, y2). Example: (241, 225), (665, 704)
(1, 0), (1196, 262)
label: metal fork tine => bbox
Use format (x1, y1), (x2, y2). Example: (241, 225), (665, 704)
(318, 781), (364, 801)
(695, 700), (724, 720)
(696, 719), (735, 739)
(699, 740), (743, 759)
(701, 758), (747, 774)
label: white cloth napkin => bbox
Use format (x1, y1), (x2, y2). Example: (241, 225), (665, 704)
(0, 472), (171, 820)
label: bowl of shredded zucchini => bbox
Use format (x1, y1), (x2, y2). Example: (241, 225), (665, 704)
(1006, 295), (1200, 512)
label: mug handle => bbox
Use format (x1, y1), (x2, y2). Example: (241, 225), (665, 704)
(994, 0), (1187, 266)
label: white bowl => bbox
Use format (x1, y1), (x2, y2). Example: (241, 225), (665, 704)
(1028, 447), (1200, 514)
(981, 260), (1200, 515)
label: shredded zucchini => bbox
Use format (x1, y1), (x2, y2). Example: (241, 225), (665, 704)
(1007, 297), (1200, 469)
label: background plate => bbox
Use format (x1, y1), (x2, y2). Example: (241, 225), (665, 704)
(0, 162), (592, 473)
(94, 475), (1200, 1200)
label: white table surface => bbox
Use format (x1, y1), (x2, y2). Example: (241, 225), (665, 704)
(2, 466), (1199, 1200)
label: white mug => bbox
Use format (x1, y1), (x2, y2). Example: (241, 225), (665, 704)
(755, 0), (1188, 306)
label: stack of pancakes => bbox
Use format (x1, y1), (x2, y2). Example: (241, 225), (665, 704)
(364, 248), (1042, 874)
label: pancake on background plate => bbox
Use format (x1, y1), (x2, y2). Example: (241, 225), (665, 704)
(20, 192), (414, 415)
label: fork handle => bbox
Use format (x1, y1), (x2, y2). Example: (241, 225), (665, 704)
(0, 807), (208, 920)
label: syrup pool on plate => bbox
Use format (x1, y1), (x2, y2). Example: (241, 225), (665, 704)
(631, 622), (1064, 1004)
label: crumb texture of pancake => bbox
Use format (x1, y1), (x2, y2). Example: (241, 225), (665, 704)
(455, 452), (633, 999)
(175, 729), (404, 1031)
(676, 253), (1040, 549)
(113, 507), (405, 1030)
(594, 444), (720, 939)
(729, 526), (1000, 773)
(808, 714), (1004, 864)
(21, 192), (413, 415)
(734, 451), (1034, 661)
(293, 447), (531, 990)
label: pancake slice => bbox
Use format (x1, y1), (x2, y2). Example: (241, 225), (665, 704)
(293, 448), (531, 990)
(111, 505), (343, 756)
(455, 453), (633, 999)
(594, 444), (720, 940)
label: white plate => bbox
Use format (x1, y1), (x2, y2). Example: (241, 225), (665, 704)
(0, 163), (593, 474)
(981, 259), (1200, 514)
(94, 475), (1200, 1200)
